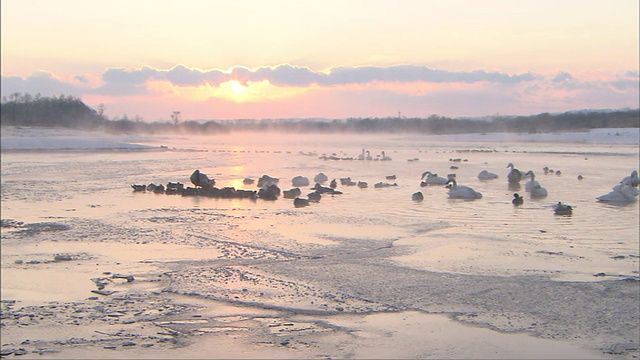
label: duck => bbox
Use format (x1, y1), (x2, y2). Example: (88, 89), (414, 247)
(554, 202), (573, 215)
(357, 181), (368, 188)
(445, 179), (482, 199)
(293, 197), (310, 208)
(512, 193), (524, 206)
(524, 170), (540, 191)
(307, 191), (322, 202)
(477, 170), (498, 181)
(420, 171), (449, 186)
(131, 184), (146, 192)
(506, 163), (523, 184)
(530, 184), (548, 198)
(412, 192), (424, 202)
(330, 179), (338, 189)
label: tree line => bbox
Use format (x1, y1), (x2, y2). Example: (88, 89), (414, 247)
(1, 93), (638, 135)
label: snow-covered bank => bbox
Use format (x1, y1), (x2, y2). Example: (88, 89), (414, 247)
(403, 127), (639, 144)
(1, 126), (638, 151)
(0, 127), (154, 150)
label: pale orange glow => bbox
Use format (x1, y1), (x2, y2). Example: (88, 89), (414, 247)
(145, 79), (309, 104)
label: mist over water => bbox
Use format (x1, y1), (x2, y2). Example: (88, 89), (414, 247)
(1, 127), (639, 357)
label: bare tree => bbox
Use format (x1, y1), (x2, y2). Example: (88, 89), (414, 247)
(171, 111), (181, 126)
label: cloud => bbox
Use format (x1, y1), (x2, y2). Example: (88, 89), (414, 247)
(92, 64), (543, 93)
(0, 71), (81, 98)
(552, 71), (574, 83)
(1, 64), (637, 120)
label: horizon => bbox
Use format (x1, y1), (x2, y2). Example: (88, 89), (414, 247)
(1, 1), (638, 121)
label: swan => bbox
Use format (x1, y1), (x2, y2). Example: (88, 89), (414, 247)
(340, 177), (357, 186)
(524, 170), (540, 191)
(420, 171), (449, 186)
(313, 172), (329, 183)
(283, 187), (302, 199)
(366, 150), (373, 161)
(381, 151), (392, 161)
(506, 163), (523, 184)
(512, 193), (524, 206)
(477, 170), (498, 181)
(530, 184), (548, 198)
(291, 175), (310, 187)
(357, 149), (365, 160)
(620, 170), (639, 187)
(257, 174), (279, 188)
(597, 184), (639, 203)
(445, 179), (482, 199)
(190, 169), (215, 188)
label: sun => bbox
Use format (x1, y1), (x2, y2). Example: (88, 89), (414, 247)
(229, 80), (247, 95)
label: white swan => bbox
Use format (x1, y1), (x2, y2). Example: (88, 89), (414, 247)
(477, 170), (498, 180)
(291, 175), (310, 187)
(357, 149), (365, 160)
(446, 179), (482, 199)
(381, 151), (392, 161)
(597, 183), (639, 203)
(190, 169), (215, 188)
(366, 151), (373, 161)
(507, 163), (523, 184)
(524, 170), (540, 191)
(530, 184), (548, 198)
(313, 172), (329, 183)
(420, 171), (449, 186)
(620, 170), (639, 187)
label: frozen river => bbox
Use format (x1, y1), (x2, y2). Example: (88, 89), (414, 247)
(1, 126), (638, 358)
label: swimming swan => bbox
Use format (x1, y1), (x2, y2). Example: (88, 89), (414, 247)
(597, 183), (639, 203)
(529, 184), (548, 198)
(524, 170), (540, 191)
(477, 170), (498, 180)
(446, 179), (482, 199)
(507, 163), (523, 184)
(420, 171), (449, 186)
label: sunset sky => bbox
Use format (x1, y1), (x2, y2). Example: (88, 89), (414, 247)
(1, 0), (638, 121)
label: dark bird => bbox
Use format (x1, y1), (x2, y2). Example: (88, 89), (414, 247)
(554, 202), (573, 215)
(512, 193), (524, 206)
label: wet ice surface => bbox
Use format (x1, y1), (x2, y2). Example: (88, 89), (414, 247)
(1, 127), (639, 358)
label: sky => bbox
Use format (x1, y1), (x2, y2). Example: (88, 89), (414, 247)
(1, 0), (638, 121)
